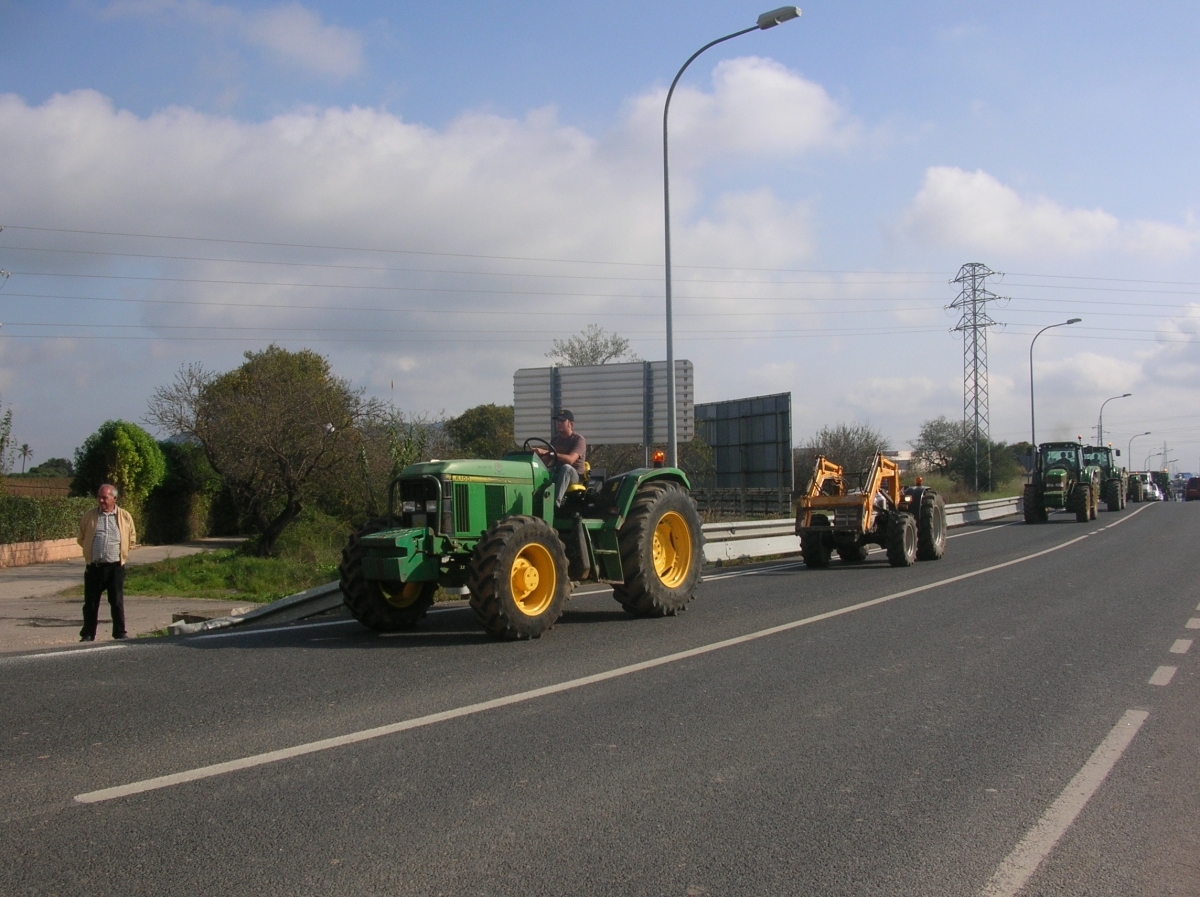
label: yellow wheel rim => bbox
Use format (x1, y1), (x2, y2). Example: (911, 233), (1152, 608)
(652, 511), (693, 589)
(382, 580), (425, 609)
(509, 543), (556, 617)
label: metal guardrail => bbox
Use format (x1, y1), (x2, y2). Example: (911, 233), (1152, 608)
(171, 496), (1024, 636)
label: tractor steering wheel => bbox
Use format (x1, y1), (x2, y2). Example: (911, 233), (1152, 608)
(523, 437), (558, 465)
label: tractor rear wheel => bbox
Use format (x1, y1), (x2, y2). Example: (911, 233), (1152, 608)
(1089, 486), (1099, 520)
(886, 512), (917, 567)
(612, 482), (704, 617)
(836, 541), (869, 563)
(467, 515), (570, 640)
(340, 517), (437, 631)
(917, 491), (947, 560)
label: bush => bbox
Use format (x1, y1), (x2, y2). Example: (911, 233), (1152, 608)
(142, 440), (220, 544)
(0, 495), (94, 544)
(71, 420), (166, 504)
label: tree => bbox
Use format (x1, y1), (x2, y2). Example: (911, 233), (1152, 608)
(911, 416), (1025, 492)
(29, 457), (73, 477)
(910, 416), (968, 477)
(71, 420), (167, 504)
(0, 397), (13, 475)
(18, 444), (32, 473)
(146, 346), (382, 556)
(351, 408), (456, 520)
(446, 404), (515, 459)
(795, 423), (890, 486)
(547, 324), (639, 366)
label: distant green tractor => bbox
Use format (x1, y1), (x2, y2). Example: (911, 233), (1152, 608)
(1023, 442), (1101, 523)
(1083, 445), (1127, 511)
(339, 441), (705, 640)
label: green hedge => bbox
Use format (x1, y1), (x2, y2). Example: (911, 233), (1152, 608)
(0, 495), (94, 544)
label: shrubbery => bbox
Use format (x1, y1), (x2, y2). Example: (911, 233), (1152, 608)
(0, 495), (93, 544)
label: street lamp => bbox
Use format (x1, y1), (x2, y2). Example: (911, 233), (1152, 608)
(1127, 431), (1151, 466)
(1096, 393), (1131, 445)
(662, 7), (802, 467)
(1029, 318), (1081, 448)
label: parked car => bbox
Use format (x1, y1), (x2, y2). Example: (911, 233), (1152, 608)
(1186, 477), (1200, 501)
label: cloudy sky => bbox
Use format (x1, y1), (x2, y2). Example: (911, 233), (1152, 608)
(1, 0), (1197, 476)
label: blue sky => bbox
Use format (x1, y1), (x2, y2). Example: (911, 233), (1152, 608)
(1, 1), (1197, 475)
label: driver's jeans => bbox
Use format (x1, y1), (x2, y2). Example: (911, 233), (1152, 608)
(552, 464), (580, 506)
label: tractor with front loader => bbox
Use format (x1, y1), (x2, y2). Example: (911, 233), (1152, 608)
(1023, 442), (1100, 523)
(338, 440), (704, 640)
(1083, 445), (1127, 511)
(794, 453), (947, 568)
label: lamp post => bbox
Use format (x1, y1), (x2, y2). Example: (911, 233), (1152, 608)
(1029, 318), (1081, 448)
(662, 6), (801, 467)
(1127, 431), (1150, 467)
(1096, 393), (1131, 445)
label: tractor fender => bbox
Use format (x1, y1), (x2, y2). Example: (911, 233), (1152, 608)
(599, 467), (692, 530)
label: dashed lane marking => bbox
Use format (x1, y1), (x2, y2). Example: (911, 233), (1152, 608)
(1186, 619), (1200, 630)
(1149, 666), (1177, 686)
(1170, 639), (1193, 654)
(980, 710), (1149, 897)
(75, 519), (1130, 805)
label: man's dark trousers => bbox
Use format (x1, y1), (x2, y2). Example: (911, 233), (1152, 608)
(81, 561), (126, 639)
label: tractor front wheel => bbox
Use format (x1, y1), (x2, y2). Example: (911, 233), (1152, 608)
(612, 482), (704, 617)
(1023, 485), (1047, 524)
(886, 512), (917, 567)
(917, 491), (947, 560)
(468, 515), (570, 640)
(1073, 485), (1091, 522)
(340, 517), (437, 632)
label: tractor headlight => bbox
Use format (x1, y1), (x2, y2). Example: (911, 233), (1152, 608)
(402, 500), (416, 514)
(425, 500), (439, 513)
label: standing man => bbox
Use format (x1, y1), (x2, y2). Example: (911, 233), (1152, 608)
(533, 410), (587, 507)
(77, 484), (136, 642)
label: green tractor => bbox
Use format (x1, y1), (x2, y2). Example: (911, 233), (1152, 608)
(1023, 442), (1101, 524)
(338, 440), (705, 640)
(1082, 445), (1127, 511)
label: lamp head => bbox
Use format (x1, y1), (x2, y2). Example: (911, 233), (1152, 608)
(1066, 318), (1082, 324)
(758, 6), (801, 29)
(1121, 392), (1131, 397)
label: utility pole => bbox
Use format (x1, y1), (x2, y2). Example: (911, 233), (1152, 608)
(950, 263), (1004, 493)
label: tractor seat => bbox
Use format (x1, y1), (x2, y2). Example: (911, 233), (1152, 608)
(566, 462), (606, 496)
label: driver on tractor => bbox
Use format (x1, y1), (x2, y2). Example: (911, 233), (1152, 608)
(533, 409), (587, 507)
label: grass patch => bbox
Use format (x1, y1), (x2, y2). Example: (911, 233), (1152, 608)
(902, 473), (1023, 505)
(64, 509), (350, 603)
(119, 548), (340, 603)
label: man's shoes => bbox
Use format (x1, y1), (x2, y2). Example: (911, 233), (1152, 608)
(79, 635), (95, 642)
(112, 633), (128, 640)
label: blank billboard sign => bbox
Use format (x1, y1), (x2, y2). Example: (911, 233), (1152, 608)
(514, 360), (694, 445)
(694, 392), (792, 489)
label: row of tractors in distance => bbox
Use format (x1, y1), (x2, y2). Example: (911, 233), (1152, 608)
(339, 439), (705, 640)
(794, 453), (947, 568)
(1022, 441), (1156, 523)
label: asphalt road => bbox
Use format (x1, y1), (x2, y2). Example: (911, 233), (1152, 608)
(3, 502), (1198, 896)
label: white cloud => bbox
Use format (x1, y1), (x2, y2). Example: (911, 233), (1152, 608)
(898, 166), (1200, 259)
(101, 0), (364, 77)
(622, 56), (856, 167)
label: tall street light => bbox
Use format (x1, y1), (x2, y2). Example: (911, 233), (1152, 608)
(1029, 318), (1081, 448)
(662, 6), (802, 467)
(1096, 393), (1131, 445)
(1128, 431), (1151, 466)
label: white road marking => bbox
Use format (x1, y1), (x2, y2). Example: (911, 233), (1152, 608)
(193, 619), (360, 640)
(75, 523), (1120, 805)
(948, 522), (1018, 539)
(1149, 666), (1177, 686)
(1196, 602), (1200, 612)
(0, 643), (129, 664)
(980, 709), (1149, 897)
(1186, 619), (1200, 630)
(1169, 639), (1192, 654)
